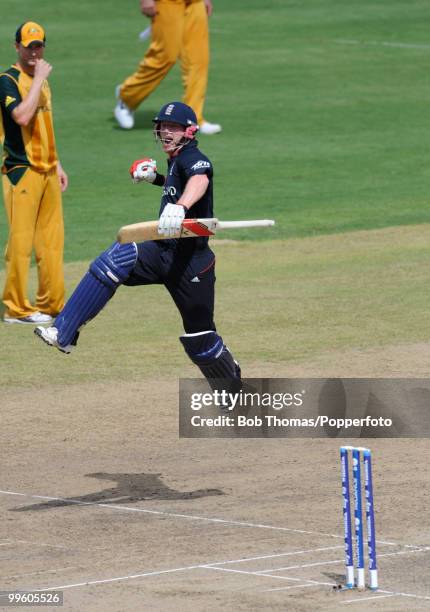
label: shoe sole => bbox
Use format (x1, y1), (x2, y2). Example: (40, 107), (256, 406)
(34, 327), (72, 354)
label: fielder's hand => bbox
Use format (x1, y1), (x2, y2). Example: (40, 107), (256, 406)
(140, 0), (157, 17)
(34, 59), (53, 81)
(129, 158), (157, 184)
(158, 203), (186, 238)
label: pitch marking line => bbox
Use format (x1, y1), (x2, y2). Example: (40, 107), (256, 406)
(379, 547), (430, 558)
(0, 489), (415, 549)
(261, 583), (323, 593)
(0, 489), (349, 540)
(24, 551), (340, 593)
(342, 593), (398, 605)
(35, 560), (333, 592)
(14, 551), (430, 601)
(258, 546), (430, 574)
(38, 564), (208, 591)
(206, 565), (334, 587)
(259, 559), (343, 573)
(342, 589), (430, 605)
(386, 590), (430, 601)
(202, 546), (344, 567)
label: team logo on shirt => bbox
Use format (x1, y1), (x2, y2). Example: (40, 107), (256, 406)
(163, 186), (177, 196)
(5, 96), (16, 107)
(191, 160), (211, 171)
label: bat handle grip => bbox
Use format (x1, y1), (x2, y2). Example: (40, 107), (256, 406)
(218, 220), (275, 229)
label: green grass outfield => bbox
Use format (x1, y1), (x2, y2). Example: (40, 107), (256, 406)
(1, 1), (430, 260)
(1, 2), (429, 387)
(1, 224), (429, 388)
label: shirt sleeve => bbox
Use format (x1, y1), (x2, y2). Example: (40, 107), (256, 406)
(0, 74), (22, 116)
(181, 150), (213, 180)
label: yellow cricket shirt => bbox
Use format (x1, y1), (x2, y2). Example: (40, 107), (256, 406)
(0, 64), (58, 176)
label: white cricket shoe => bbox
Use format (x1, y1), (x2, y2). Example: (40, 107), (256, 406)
(200, 121), (222, 135)
(114, 85), (134, 129)
(4, 311), (53, 325)
(34, 326), (74, 354)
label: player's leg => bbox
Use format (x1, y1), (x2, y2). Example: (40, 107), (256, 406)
(119, 0), (186, 110)
(181, 0), (209, 126)
(33, 168), (65, 317)
(2, 168), (44, 320)
(34, 241), (165, 353)
(180, 330), (242, 383)
(166, 250), (241, 388)
(34, 241), (138, 352)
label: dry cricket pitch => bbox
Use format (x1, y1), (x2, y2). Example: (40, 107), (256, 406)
(1, 354), (429, 611)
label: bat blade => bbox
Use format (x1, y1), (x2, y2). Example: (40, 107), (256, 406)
(117, 220), (161, 243)
(117, 218), (275, 244)
(117, 218), (219, 243)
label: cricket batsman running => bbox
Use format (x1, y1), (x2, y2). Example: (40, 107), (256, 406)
(35, 101), (242, 392)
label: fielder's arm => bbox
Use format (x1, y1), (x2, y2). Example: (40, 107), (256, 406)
(12, 59), (51, 126)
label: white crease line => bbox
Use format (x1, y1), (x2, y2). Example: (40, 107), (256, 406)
(379, 547), (430, 558)
(208, 568), (430, 603)
(344, 589), (430, 604)
(24, 556), (430, 599)
(342, 593), (398, 604)
(38, 564), (205, 591)
(259, 558), (343, 573)
(202, 545), (344, 567)
(37, 560), (332, 592)
(394, 591), (430, 601)
(334, 39), (430, 50)
(0, 489), (414, 549)
(0, 489), (345, 540)
(369, 589), (430, 602)
(206, 565), (334, 587)
(261, 546), (430, 574)
(262, 583), (320, 593)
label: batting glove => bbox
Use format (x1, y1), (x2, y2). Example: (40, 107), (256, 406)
(129, 158), (157, 184)
(158, 203), (186, 238)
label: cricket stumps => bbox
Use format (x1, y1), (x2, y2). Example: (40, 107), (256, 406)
(340, 446), (378, 590)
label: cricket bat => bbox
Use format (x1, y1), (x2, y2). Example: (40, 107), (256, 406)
(117, 218), (275, 244)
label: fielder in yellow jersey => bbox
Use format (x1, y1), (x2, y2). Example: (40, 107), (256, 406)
(114, 0), (221, 135)
(0, 22), (67, 324)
